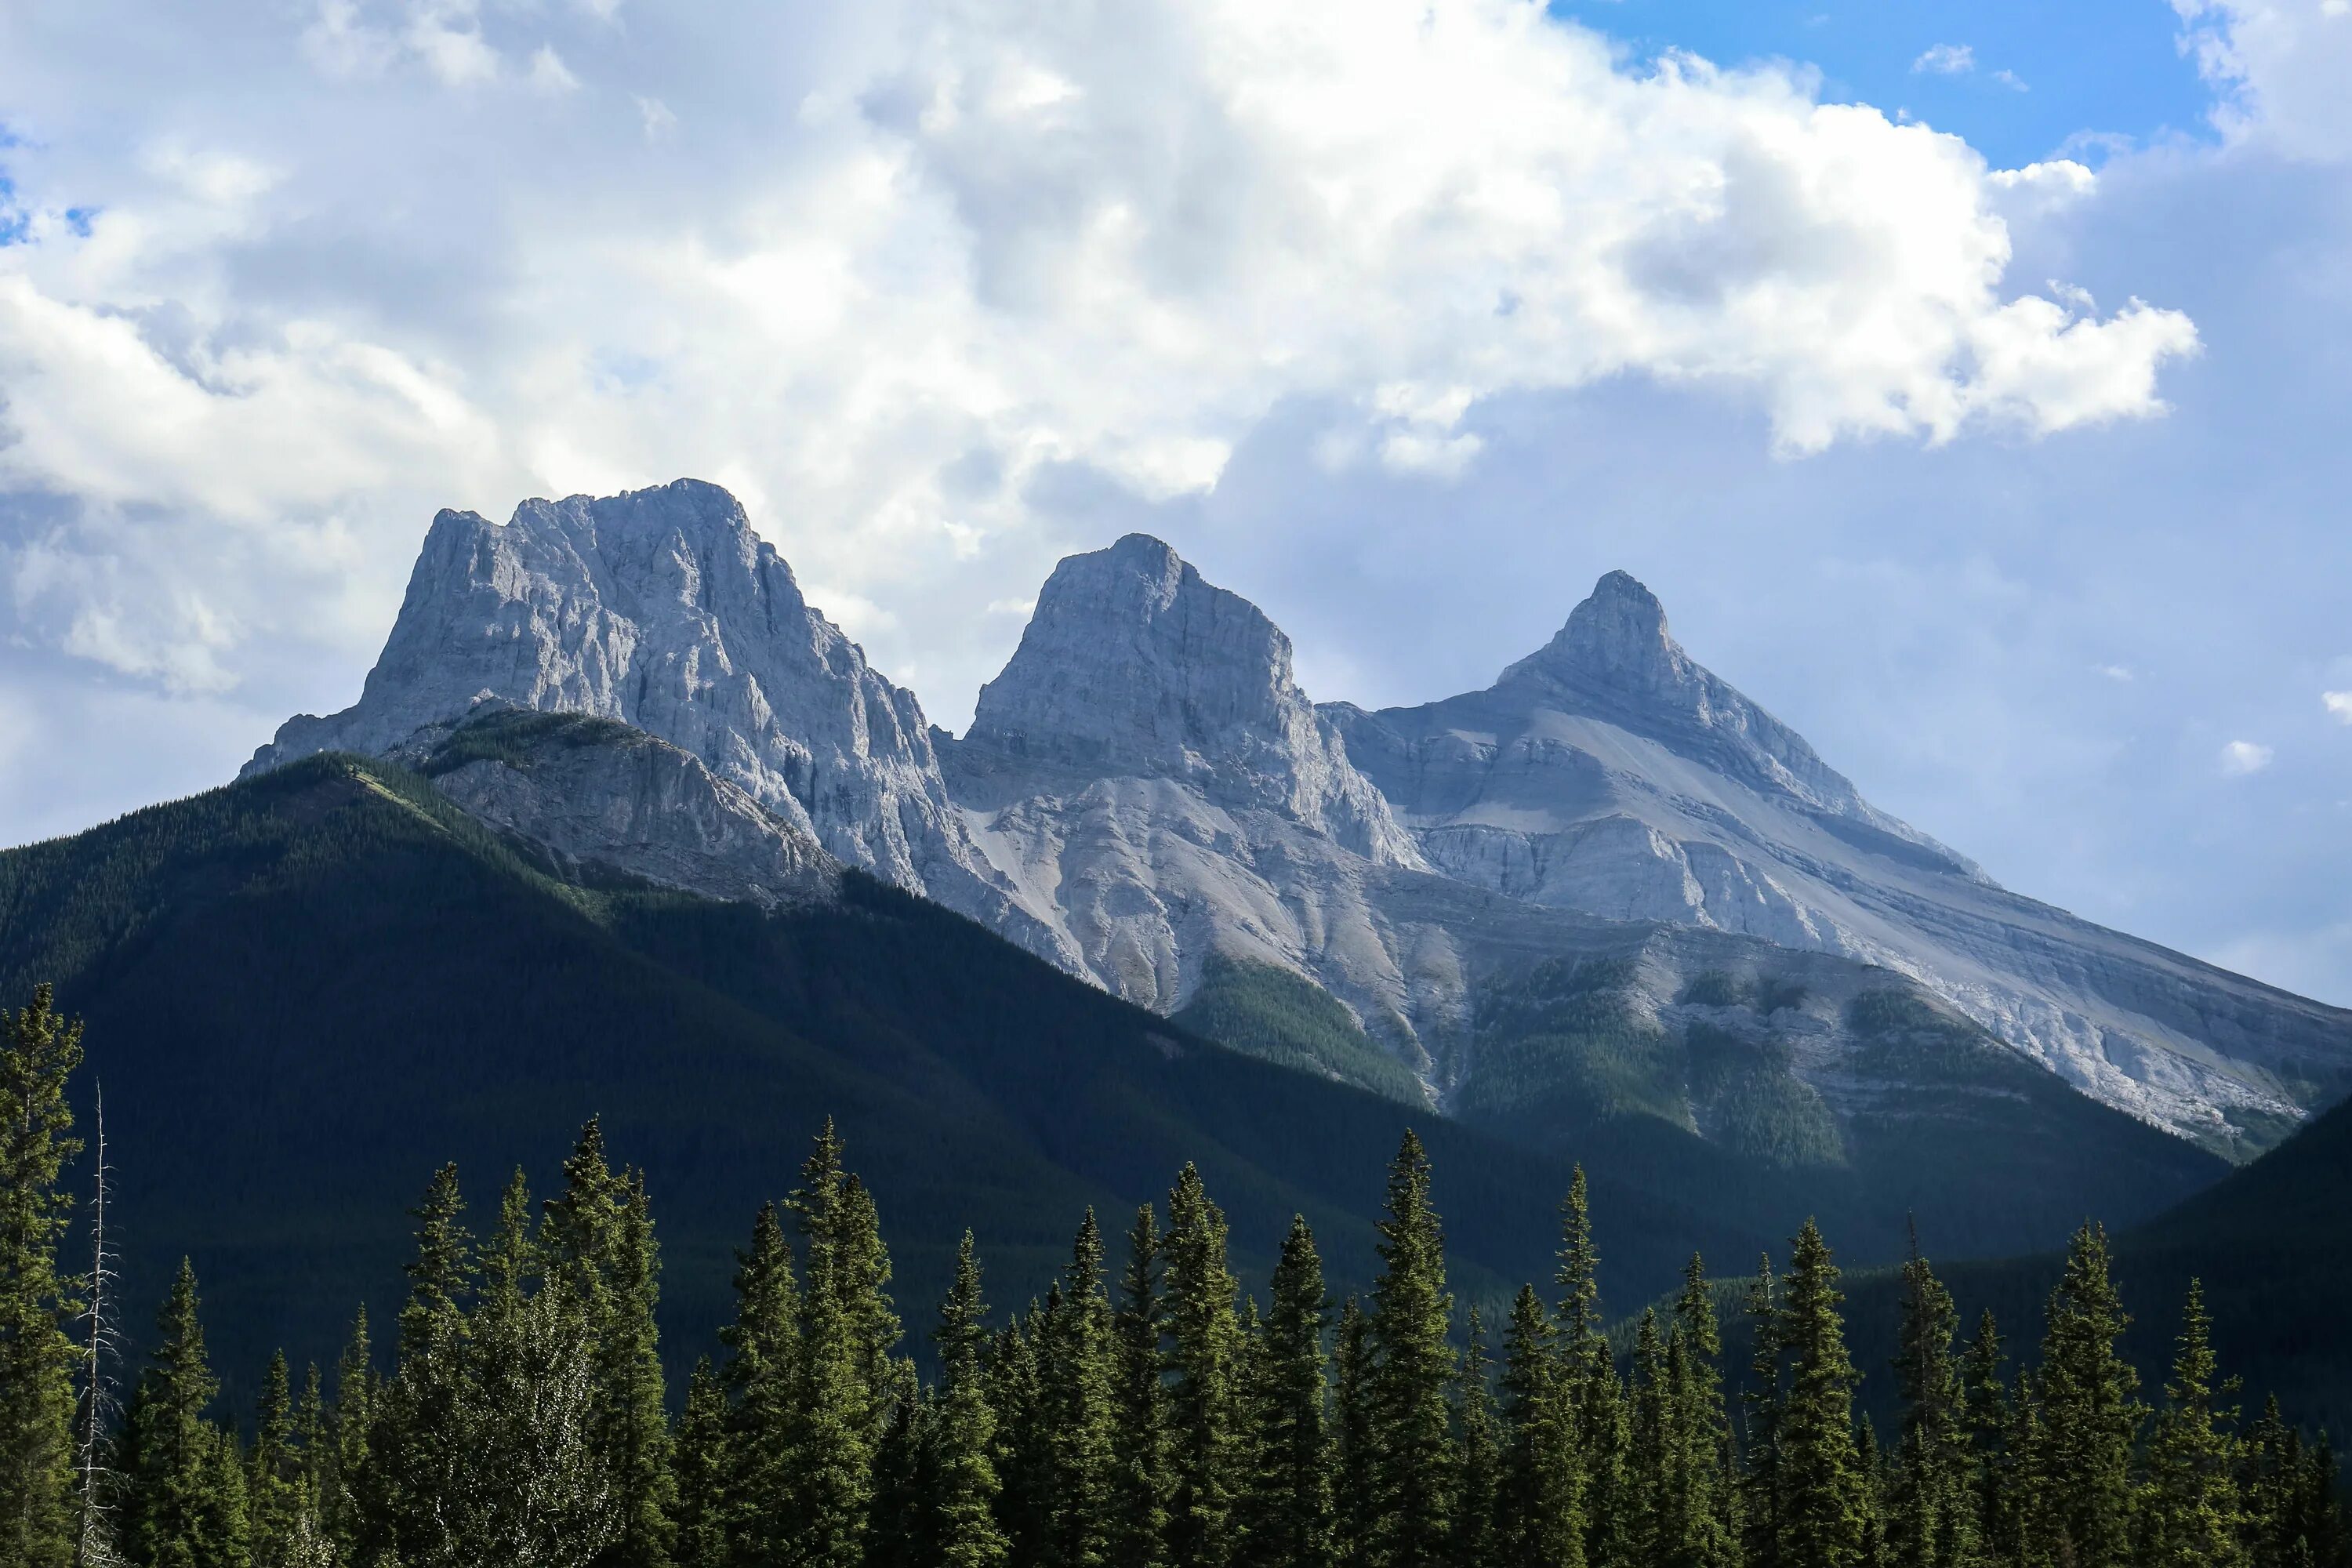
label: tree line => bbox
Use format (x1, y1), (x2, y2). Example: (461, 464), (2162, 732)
(3, 984), (2346, 1568)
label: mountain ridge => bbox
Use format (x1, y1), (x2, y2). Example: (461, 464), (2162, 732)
(235, 479), (2352, 1158)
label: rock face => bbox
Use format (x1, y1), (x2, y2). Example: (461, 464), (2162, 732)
(245, 480), (2352, 1160)
(244, 481), (1070, 965)
(1327, 572), (2352, 1156)
(939, 535), (1441, 1062)
(408, 709), (841, 909)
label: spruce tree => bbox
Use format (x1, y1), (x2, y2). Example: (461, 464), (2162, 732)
(987, 1313), (1050, 1565)
(1367, 1131), (1457, 1568)
(1889, 1236), (1978, 1568)
(1452, 1308), (1501, 1568)
(246, 1353), (304, 1568)
(1163, 1164), (1243, 1568)
(1035, 1212), (1118, 1568)
(864, 1369), (931, 1568)
(2034, 1223), (2140, 1568)
(1739, 1256), (1785, 1568)
(718, 1203), (800, 1567)
(1110, 1205), (1172, 1568)
(1242, 1215), (1334, 1568)
(671, 1359), (731, 1568)
(1554, 1169), (1623, 1564)
(1628, 1309), (1670, 1568)
(784, 1123), (898, 1568)
(324, 1306), (374, 1561)
(123, 1258), (249, 1568)
(1665, 1255), (1736, 1568)
(1, 983), (83, 1568)
(2140, 1279), (2245, 1568)
(545, 1124), (676, 1568)
(1774, 1221), (1865, 1568)
(1958, 1311), (2010, 1566)
(1333, 1299), (1378, 1568)
(1497, 1283), (1581, 1568)
(931, 1233), (1007, 1568)
(361, 1164), (474, 1568)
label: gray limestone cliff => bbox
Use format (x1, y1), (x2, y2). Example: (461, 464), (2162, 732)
(243, 480), (1071, 965)
(1327, 571), (2352, 1155)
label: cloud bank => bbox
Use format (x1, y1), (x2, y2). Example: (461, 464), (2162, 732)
(0, 0), (2198, 699)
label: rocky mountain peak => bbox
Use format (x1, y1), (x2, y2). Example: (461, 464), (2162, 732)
(961, 535), (1421, 865)
(1499, 568), (1686, 696)
(241, 480), (1076, 967)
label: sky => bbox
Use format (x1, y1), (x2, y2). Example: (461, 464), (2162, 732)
(1, 0), (2349, 1003)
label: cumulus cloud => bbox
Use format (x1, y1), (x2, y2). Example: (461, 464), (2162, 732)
(2176, 0), (2352, 158)
(1914, 44), (1976, 75)
(0, 0), (2198, 698)
(2220, 739), (2276, 775)
(2325, 690), (2352, 722)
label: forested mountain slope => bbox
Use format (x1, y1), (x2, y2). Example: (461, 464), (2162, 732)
(0, 749), (2221, 1396)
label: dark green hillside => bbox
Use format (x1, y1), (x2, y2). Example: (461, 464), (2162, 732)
(1800, 1087), (2352, 1439)
(0, 754), (1751, 1396)
(1454, 956), (2225, 1266)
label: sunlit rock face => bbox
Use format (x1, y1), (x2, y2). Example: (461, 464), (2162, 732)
(1327, 572), (2351, 1155)
(246, 479), (2352, 1156)
(243, 480), (1072, 966)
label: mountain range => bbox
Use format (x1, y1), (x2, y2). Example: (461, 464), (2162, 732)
(245, 480), (2352, 1160)
(8, 474), (2349, 1409)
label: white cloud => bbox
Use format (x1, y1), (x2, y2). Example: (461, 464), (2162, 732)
(528, 46), (581, 96)
(1914, 44), (1976, 75)
(2176, 0), (2352, 159)
(0, 0), (2199, 694)
(2097, 663), (2135, 681)
(1993, 69), (2030, 93)
(2324, 690), (2352, 721)
(635, 96), (678, 141)
(2220, 739), (2276, 775)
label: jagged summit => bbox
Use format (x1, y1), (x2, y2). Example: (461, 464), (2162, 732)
(241, 480), (1073, 967)
(960, 534), (1420, 865)
(1498, 568), (1676, 690)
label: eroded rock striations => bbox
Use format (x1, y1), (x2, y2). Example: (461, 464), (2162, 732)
(1327, 571), (2352, 1155)
(245, 479), (2352, 1159)
(245, 481), (1072, 965)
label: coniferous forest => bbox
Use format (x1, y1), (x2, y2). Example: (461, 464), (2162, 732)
(5, 985), (2347, 1568)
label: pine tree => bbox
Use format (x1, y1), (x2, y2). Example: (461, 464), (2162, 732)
(1889, 1236), (1979, 1568)
(1775, 1221), (1865, 1568)
(2241, 1395), (2299, 1567)
(1367, 1131), (1457, 1568)
(864, 1368), (931, 1568)
(246, 1353), (304, 1568)
(1241, 1215), (1334, 1568)
(543, 1124), (677, 1568)
(1036, 1211), (1118, 1568)
(1554, 1170), (1623, 1566)
(2034, 1223), (2140, 1568)
(719, 1202), (800, 1567)
(1333, 1300), (1378, 1568)
(1163, 1164), (1244, 1568)
(1739, 1255), (1785, 1568)
(1110, 1205), (1171, 1568)
(324, 1306), (374, 1560)
(2, 983), (84, 1568)
(783, 1123), (898, 1568)
(361, 1163), (474, 1568)
(1958, 1311), (2011, 1566)
(671, 1359), (730, 1568)
(1664, 1255), (1736, 1568)
(2140, 1279), (2245, 1568)
(1854, 1418), (1889, 1568)
(1452, 1308), (1501, 1568)
(1628, 1310), (1670, 1568)
(986, 1313), (1050, 1564)
(123, 1258), (249, 1568)
(1497, 1283), (1581, 1568)
(931, 1233), (1007, 1568)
